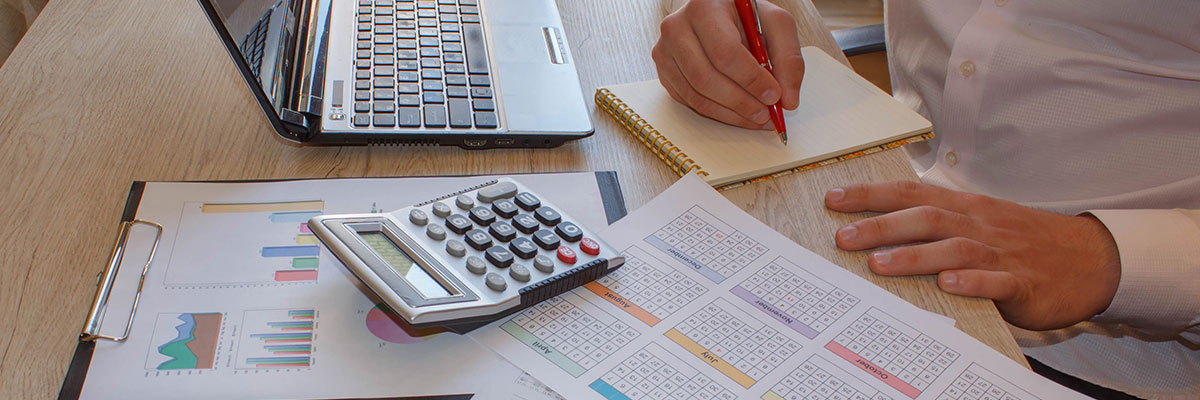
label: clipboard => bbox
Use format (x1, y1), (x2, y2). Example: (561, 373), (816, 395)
(58, 171), (628, 400)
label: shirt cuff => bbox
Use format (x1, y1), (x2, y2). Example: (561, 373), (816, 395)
(1087, 209), (1200, 333)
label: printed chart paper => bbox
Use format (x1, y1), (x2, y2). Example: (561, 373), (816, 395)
(474, 173), (1084, 400)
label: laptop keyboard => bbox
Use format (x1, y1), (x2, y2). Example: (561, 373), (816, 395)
(240, 5), (274, 78)
(354, 0), (498, 130)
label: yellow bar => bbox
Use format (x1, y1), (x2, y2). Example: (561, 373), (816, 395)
(295, 234), (319, 245)
(202, 200), (325, 214)
(664, 329), (756, 388)
(761, 391), (786, 400)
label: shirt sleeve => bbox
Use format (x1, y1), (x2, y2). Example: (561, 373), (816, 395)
(1087, 209), (1200, 343)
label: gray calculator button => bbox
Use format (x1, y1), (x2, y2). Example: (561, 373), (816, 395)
(466, 256), (487, 274)
(446, 240), (467, 257)
(465, 229), (493, 250)
(476, 181), (518, 202)
(431, 202), (452, 217)
(456, 194), (475, 210)
(485, 272), (507, 291)
(555, 221), (583, 242)
(509, 237), (537, 259)
(485, 246), (514, 268)
(534, 206), (562, 225)
(409, 209), (429, 226)
(532, 229), (560, 250)
(469, 206), (496, 226)
(489, 221), (516, 242)
(445, 214), (473, 234)
(513, 214), (539, 234)
(534, 255), (554, 273)
(426, 223), (447, 240)
(509, 264), (531, 282)
(491, 199), (519, 218)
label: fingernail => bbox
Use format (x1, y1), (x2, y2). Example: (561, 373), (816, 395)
(941, 272), (958, 287)
(752, 109), (770, 124)
(827, 187), (845, 202)
(872, 250), (892, 266)
(759, 88), (778, 104)
(837, 225), (857, 242)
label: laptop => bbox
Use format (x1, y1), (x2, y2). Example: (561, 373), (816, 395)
(196, 0), (594, 148)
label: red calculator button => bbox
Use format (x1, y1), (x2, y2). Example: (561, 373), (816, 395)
(580, 237), (600, 256)
(557, 245), (577, 264)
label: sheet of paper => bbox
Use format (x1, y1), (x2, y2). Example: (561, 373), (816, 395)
(79, 173), (613, 399)
(473, 174), (1084, 400)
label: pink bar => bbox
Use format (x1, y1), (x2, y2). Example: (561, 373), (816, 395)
(275, 270), (317, 282)
(825, 341), (921, 399)
(300, 223), (312, 233)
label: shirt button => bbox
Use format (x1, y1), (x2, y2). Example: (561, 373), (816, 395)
(959, 61), (976, 77)
(994, 0), (1008, 6)
(945, 151), (959, 167)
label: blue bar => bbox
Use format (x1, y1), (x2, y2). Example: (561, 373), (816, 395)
(250, 333), (313, 339)
(262, 245), (319, 257)
(269, 211), (323, 223)
(246, 356), (311, 363)
(589, 379), (632, 400)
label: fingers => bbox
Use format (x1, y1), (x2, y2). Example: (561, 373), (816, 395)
(867, 237), (1002, 276)
(835, 206), (980, 251)
(826, 181), (991, 214)
(654, 44), (768, 130)
(758, 3), (804, 110)
(689, 8), (782, 106)
(938, 269), (1022, 303)
(660, 16), (771, 127)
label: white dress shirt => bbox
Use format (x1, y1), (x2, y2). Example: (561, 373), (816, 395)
(884, 0), (1200, 398)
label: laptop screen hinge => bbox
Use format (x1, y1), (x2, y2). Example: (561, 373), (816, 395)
(289, 0), (330, 119)
(281, 108), (311, 136)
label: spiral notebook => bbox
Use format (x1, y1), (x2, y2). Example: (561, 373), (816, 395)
(596, 47), (933, 189)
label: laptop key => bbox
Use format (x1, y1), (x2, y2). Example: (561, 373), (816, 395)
(375, 45), (395, 55)
(421, 58), (442, 68)
(398, 71), (418, 82)
(374, 34), (393, 44)
(398, 107), (422, 127)
(374, 102), (396, 113)
(398, 95), (421, 106)
(420, 48), (439, 57)
(374, 114), (396, 127)
(359, 0), (371, 5)
(469, 76), (490, 86)
(419, 37), (439, 47)
(460, 6), (479, 14)
(376, 16), (394, 25)
(376, 25), (394, 34)
(447, 87), (469, 97)
(374, 55), (394, 65)
(398, 83), (419, 94)
(374, 89), (395, 100)
(355, 91), (371, 101)
(461, 15), (480, 23)
(449, 99), (472, 128)
(462, 24), (489, 75)
(443, 43), (463, 52)
(442, 33), (462, 42)
(358, 7), (372, 15)
(446, 74), (466, 86)
(419, 28), (438, 37)
(396, 29), (416, 39)
(355, 80), (370, 90)
(354, 102), (371, 112)
(374, 66), (395, 76)
(396, 11), (415, 20)
(459, 0), (477, 5)
(376, 0), (394, 6)
(396, 39), (417, 49)
(396, 2), (415, 11)
(418, 9), (437, 18)
(398, 60), (419, 70)
(441, 23), (460, 33)
(424, 105), (447, 127)
(423, 92), (445, 104)
(473, 99), (494, 111)
(397, 50), (417, 60)
(439, 14), (457, 23)
(422, 81), (444, 91)
(374, 77), (395, 88)
(471, 87), (492, 98)
(357, 50), (371, 59)
(358, 32), (372, 40)
(474, 112), (498, 128)
(445, 63), (466, 74)
(418, 18), (437, 27)
(354, 115), (371, 127)
(358, 23), (372, 31)
(356, 60), (371, 69)
(417, 1), (436, 8)
(397, 20), (416, 29)
(443, 53), (464, 63)
(438, 5), (456, 13)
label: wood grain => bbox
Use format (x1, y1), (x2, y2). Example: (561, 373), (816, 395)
(0, 0), (1023, 397)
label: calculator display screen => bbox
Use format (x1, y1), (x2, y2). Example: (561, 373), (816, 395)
(358, 232), (453, 299)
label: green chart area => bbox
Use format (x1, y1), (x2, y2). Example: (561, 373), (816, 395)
(153, 313), (223, 370)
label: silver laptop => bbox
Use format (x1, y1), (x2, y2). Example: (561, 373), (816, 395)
(197, 0), (594, 148)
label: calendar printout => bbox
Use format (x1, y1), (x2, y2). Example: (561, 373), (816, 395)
(472, 174), (1084, 400)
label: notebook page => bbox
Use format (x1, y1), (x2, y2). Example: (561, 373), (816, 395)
(604, 47), (931, 187)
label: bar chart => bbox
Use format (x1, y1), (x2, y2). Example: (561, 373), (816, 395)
(236, 309), (317, 369)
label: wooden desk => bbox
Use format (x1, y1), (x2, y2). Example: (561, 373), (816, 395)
(0, 0), (1025, 397)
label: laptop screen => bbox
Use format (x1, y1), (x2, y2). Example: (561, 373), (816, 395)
(206, 0), (294, 106)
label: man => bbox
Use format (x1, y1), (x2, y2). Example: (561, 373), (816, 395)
(652, 0), (1200, 398)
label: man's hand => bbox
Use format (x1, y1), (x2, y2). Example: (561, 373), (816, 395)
(652, 0), (805, 130)
(825, 181), (1122, 331)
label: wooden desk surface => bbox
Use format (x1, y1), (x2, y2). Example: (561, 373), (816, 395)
(0, 0), (1024, 397)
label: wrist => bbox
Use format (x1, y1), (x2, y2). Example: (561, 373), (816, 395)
(1078, 214), (1121, 316)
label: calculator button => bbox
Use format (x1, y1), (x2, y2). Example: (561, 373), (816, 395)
(532, 229), (561, 250)
(456, 194), (475, 210)
(485, 272), (507, 291)
(514, 192), (541, 211)
(446, 240), (467, 257)
(509, 264), (531, 282)
(465, 229), (493, 250)
(426, 224), (447, 240)
(465, 256), (487, 274)
(409, 209), (429, 226)
(489, 221), (517, 242)
(557, 245), (577, 264)
(431, 202), (452, 218)
(513, 214), (540, 234)
(554, 221), (583, 242)
(469, 206), (497, 226)
(491, 199), (519, 218)
(508, 237), (537, 259)
(534, 206), (562, 225)
(477, 181), (518, 202)
(534, 255), (555, 273)
(580, 237), (600, 255)
(485, 246), (515, 268)
(445, 214), (472, 234)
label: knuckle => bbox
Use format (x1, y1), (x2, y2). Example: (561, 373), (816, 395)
(915, 205), (945, 227)
(893, 181), (924, 202)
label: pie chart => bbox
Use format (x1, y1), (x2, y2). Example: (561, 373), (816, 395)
(365, 303), (444, 344)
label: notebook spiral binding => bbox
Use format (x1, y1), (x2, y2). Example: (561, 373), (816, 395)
(595, 89), (708, 178)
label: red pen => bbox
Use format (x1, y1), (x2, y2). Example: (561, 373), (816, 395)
(733, 0), (787, 144)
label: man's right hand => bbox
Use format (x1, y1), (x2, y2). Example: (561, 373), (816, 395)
(652, 0), (806, 130)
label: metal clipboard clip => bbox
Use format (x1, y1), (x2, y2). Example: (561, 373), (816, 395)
(80, 219), (164, 342)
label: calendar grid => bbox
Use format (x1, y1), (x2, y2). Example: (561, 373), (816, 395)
(937, 363), (1040, 400)
(666, 299), (801, 389)
(591, 343), (738, 400)
(826, 308), (961, 399)
(763, 354), (895, 400)
(501, 294), (638, 377)
(643, 205), (768, 284)
(731, 257), (860, 339)
(586, 246), (707, 326)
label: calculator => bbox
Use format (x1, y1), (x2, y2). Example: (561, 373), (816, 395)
(309, 178), (625, 333)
